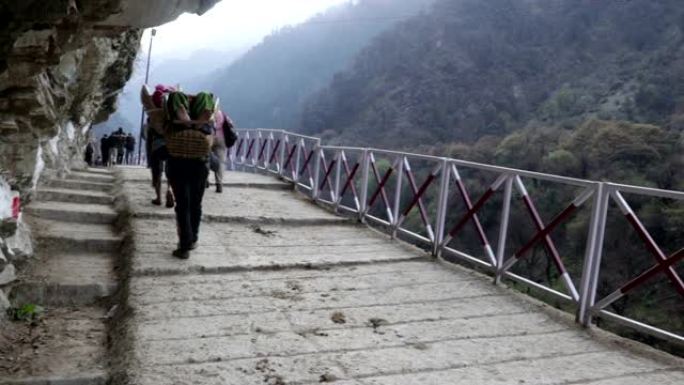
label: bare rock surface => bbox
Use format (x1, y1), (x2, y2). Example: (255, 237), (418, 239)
(0, 1), (223, 289)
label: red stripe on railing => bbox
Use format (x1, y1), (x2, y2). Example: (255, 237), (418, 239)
(283, 144), (297, 171)
(402, 173), (436, 219)
(403, 168), (432, 228)
(623, 248), (684, 297)
(369, 166), (394, 207)
(521, 194), (569, 275)
(514, 204), (578, 259)
(319, 158), (336, 191)
(447, 188), (496, 238)
(342, 157), (359, 200)
(625, 213), (684, 297)
(370, 158), (393, 212)
(299, 149), (314, 176)
(269, 140), (281, 164)
(257, 139), (268, 161)
(340, 162), (360, 198)
(245, 139), (256, 159)
(454, 178), (491, 247)
(235, 138), (244, 156)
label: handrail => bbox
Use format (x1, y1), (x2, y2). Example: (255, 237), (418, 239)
(321, 146), (596, 186)
(229, 128), (684, 347)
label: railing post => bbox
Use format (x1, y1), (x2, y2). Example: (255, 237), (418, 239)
(252, 131), (260, 171)
(359, 149), (370, 222)
(264, 132), (271, 170)
(228, 135), (236, 171)
(495, 174), (513, 284)
(333, 150), (343, 210)
(294, 139), (303, 187)
(240, 131), (248, 168)
(240, 132), (250, 171)
(278, 131), (287, 177)
(312, 145), (322, 200)
(432, 158), (450, 257)
(577, 182), (610, 326)
(391, 156), (404, 238)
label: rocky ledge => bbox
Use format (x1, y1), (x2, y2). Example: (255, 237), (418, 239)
(0, 0), (221, 315)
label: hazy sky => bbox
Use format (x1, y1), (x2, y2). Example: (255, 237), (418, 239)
(144, 0), (352, 59)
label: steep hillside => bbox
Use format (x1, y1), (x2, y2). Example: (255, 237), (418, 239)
(207, 0), (434, 129)
(301, 0), (684, 148)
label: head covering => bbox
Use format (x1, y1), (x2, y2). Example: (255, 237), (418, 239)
(152, 84), (176, 108)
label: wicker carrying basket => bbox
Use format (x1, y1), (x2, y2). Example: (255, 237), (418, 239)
(166, 128), (213, 159)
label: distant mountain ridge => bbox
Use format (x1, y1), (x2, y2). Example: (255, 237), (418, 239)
(300, 0), (684, 148)
(207, 0), (434, 129)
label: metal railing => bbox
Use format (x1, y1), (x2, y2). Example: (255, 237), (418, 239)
(229, 128), (684, 346)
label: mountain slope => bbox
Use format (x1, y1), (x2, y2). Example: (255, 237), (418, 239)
(207, 0), (434, 129)
(301, 0), (684, 148)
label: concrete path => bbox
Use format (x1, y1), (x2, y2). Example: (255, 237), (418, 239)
(118, 169), (684, 385)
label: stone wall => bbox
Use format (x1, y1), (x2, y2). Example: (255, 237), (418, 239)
(0, 0), (221, 314)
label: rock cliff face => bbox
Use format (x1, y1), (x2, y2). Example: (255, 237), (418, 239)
(0, 0), (221, 311)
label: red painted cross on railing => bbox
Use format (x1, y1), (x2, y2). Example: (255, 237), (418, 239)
(338, 152), (360, 209)
(319, 153), (336, 200)
(445, 166), (497, 265)
(611, 191), (684, 299)
(366, 153), (395, 223)
(395, 159), (439, 241)
(440, 173), (508, 265)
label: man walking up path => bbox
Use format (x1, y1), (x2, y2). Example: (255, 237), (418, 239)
(165, 91), (215, 259)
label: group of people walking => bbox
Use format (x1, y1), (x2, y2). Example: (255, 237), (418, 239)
(141, 84), (236, 259)
(100, 128), (137, 166)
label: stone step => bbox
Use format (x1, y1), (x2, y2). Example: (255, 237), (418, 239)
(0, 307), (108, 384)
(68, 171), (115, 184)
(123, 168), (292, 190)
(45, 178), (112, 192)
(84, 167), (113, 175)
(25, 202), (118, 225)
(37, 187), (113, 205)
(10, 252), (116, 306)
(25, 217), (121, 252)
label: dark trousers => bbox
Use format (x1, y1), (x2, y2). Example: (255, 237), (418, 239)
(116, 147), (125, 164)
(166, 158), (209, 249)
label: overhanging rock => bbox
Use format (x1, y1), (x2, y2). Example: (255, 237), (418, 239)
(0, 0), (223, 306)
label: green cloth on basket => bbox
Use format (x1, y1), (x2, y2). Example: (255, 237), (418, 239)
(167, 92), (190, 120)
(167, 91), (215, 121)
(190, 92), (215, 120)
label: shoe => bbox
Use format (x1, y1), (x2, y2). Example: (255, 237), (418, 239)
(216, 184), (223, 193)
(165, 191), (175, 208)
(151, 198), (162, 206)
(172, 248), (190, 259)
